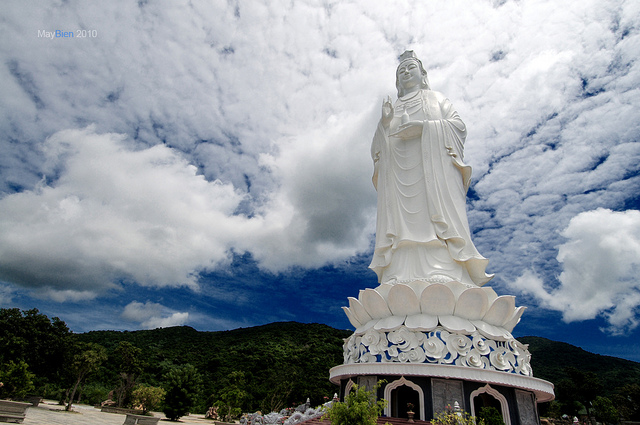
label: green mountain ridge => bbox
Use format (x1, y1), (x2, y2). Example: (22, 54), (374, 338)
(77, 321), (352, 411)
(520, 335), (640, 394)
(76, 323), (640, 402)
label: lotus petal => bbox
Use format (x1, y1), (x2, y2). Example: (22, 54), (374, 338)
(420, 284), (455, 316)
(482, 287), (499, 305)
(407, 280), (429, 298)
(472, 320), (511, 341)
(454, 288), (488, 320)
(342, 306), (362, 329)
(503, 306), (526, 332)
(405, 314), (438, 332)
(443, 280), (468, 299)
(374, 283), (394, 299)
(483, 295), (516, 327)
(348, 297), (373, 325)
(439, 315), (476, 333)
(388, 284), (420, 316)
(374, 315), (405, 331)
(355, 319), (377, 335)
(361, 288), (392, 319)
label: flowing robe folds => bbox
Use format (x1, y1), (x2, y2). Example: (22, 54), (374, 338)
(369, 89), (492, 286)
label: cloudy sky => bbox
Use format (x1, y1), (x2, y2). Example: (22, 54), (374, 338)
(1, 0), (640, 363)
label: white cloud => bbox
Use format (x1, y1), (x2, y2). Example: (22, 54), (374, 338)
(121, 300), (189, 329)
(0, 122), (375, 298)
(513, 209), (640, 334)
(0, 126), (264, 298)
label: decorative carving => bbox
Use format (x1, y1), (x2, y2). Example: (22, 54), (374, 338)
(432, 379), (464, 416)
(343, 325), (532, 376)
(516, 390), (538, 425)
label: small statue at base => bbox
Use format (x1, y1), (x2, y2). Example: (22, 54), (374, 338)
(205, 405), (219, 420)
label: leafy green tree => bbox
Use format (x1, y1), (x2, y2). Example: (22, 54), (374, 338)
(324, 383), (387, 425)
(114, 341), (144, 407)
(593, 396), (618, 424)
(612, 383), (640, 421)
(214, 371), (249, 422)
(0, 308), (72, 389)
(132, 384), (166, 415)
(544, 400), (564, 419)
(0, 360), (35, 399)
(163, 364), (202, 421)
(66, 343), (107, 411)
(556, 367), (602, 420)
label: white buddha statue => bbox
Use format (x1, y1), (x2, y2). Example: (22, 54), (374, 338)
(369, 51), (493, 287)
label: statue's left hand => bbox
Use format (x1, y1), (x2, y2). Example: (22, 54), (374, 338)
(390, 121), (424, 140)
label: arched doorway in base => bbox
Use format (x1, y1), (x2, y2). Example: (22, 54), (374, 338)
(383, 377), (424, 421)
(470, 384), (511, 425)
(344, 379), (355, 398)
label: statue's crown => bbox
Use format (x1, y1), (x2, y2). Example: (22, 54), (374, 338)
(398, 50), (418, 64)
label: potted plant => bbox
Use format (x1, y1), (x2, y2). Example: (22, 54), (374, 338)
(406, 403), (415, 423)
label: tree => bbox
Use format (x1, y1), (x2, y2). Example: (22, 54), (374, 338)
(593, 396), (619, 425)
(556, 367), (602, 420)
(163, 364), (202, 421)
(132, 384), (166, 415)
(0, 360), (35, 399)
(612, 383), (640, 421)
(114, 341), (144, 407)
(324, 383), (387, 425)
(0, 308), (72, 389)
(66, 343), (107, 411)
(214, 371), (249, 422)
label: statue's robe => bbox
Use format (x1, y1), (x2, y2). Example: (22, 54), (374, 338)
(369, 89), (492, 286)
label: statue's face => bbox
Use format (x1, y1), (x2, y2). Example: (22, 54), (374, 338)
(397, 60), (422, 91)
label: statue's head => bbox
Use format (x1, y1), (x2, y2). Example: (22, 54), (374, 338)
(396, 50), (430, 97)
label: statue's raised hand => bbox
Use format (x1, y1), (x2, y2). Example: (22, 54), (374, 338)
(381, 96), (393, 128)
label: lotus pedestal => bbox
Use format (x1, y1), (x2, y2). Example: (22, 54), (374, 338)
(333, 280), (555, 425)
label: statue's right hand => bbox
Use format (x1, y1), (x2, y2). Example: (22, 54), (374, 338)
(381, 96), (393, 128)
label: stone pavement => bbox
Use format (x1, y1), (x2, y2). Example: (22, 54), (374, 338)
(22, 400), (214, 425)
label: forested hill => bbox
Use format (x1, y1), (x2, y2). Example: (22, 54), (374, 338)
(520, 336), (640, 394)
(76, 323), (640, 401)
(76, 322), (352, 411)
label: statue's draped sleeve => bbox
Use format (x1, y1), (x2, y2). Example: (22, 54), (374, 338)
(421, 91), (490, 285)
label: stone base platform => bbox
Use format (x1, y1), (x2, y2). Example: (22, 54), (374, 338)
(330, 363), (554, 425)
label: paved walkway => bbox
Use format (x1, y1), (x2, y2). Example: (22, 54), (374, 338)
(22, 400), (214, 425)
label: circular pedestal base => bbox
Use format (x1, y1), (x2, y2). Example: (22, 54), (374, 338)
(330, 363), (554, 425)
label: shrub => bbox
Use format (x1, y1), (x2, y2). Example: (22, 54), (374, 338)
(323, 383), (387, 425)
(79, 382), (111, 406)
(0, 360), (35, 399)
(133, 384), (166, 414)
(432, 405), (483, 425)
(162, 364), (202, 421)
